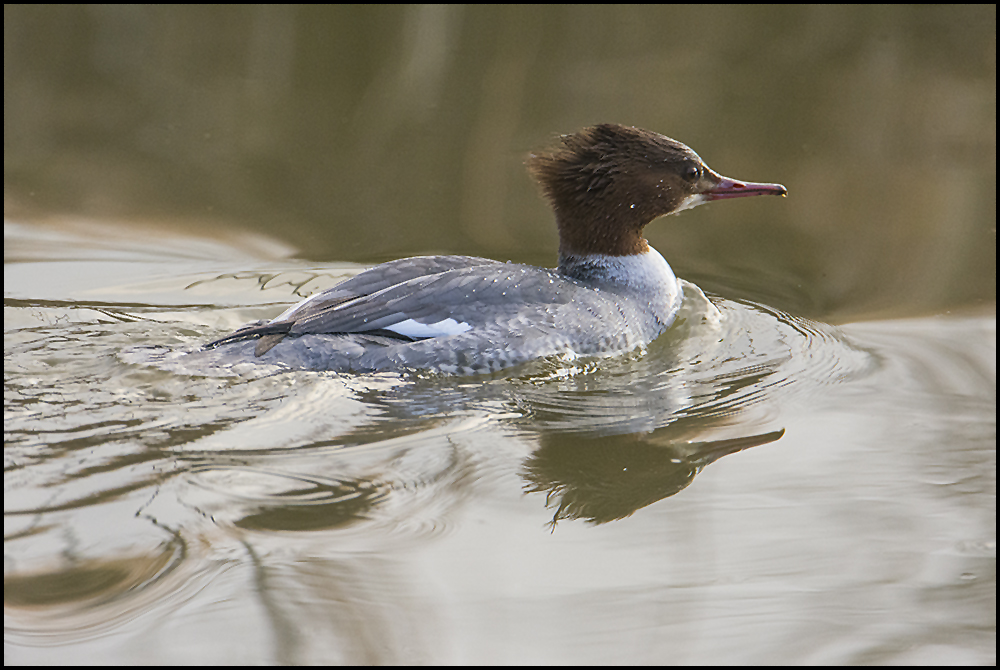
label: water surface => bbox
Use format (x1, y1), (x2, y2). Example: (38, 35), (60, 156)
(4, 220), (994, 664)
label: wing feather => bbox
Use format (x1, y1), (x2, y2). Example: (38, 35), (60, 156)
(205, 256), (608, 358)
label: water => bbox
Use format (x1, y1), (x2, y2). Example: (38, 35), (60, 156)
(4, 220), (994, 663)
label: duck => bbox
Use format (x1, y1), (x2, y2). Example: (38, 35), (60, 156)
(204, 124), (786, 374)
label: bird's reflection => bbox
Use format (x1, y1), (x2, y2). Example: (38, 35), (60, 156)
(523, 426), (784, 526)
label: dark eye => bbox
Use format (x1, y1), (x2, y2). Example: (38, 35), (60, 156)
(682, 163), (701, 182)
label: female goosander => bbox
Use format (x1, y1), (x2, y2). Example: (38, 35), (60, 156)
(205, 124), (786, 374)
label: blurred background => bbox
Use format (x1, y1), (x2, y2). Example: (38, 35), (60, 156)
(4, 5), (996, 320)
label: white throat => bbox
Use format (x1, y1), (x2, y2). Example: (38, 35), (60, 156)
(559, 246), (677, 292)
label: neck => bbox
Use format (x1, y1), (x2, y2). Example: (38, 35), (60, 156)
(555, 213), (651, 257)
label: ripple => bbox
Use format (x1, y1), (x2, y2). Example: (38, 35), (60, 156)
(179, 416), (492, 541)
(4, 538), (201, 646)
(508, 288), (877, 435)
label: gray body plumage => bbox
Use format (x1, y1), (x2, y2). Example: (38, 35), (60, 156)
(206, 251), (682, 374)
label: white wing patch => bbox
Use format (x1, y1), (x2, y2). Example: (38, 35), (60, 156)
(385, 317), (473, 339)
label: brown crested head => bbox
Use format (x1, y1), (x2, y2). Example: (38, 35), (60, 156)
(527, 124), (786, 257)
